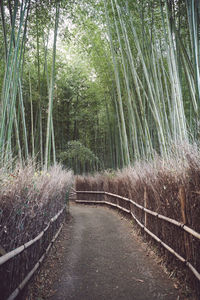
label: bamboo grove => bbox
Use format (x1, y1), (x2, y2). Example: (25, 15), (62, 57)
(0, 0), (200, 172)
(0, 0), (61, 169)
(103, 0), (200, 166)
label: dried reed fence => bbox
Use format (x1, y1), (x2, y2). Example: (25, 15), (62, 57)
(0, 162), (73, 299)
(75, 187), (200, 295)
(0, 205), (66, 300)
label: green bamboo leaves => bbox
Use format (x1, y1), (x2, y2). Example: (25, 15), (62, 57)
(0, 0), (199, 172)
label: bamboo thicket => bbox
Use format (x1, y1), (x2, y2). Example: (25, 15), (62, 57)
(101, 0), (200, 166)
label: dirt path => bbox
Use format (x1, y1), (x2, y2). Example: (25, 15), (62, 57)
(46, 204), (180, 300)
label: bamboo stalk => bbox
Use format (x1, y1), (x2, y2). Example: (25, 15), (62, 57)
(0, 0), (29, 162)
(29, 70), (35, 159)
(45, 2), (60, 170)
(103, 0), (130, 166)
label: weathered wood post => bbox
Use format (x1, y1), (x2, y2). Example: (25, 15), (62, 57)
(179, 186), (187, 224)
(144, 186), (148, 228)
(178, 185), (191, 261)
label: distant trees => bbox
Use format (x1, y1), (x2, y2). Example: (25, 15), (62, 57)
(59, 141), (101, 174)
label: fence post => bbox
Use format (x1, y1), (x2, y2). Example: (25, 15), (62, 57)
(179, 186), (187, 224)
(178, 185), (191, 261)
(144, 186), (148, 228)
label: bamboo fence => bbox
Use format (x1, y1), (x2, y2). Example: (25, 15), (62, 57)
(0, 206), (66, 300)
(75, 189), (200, 283)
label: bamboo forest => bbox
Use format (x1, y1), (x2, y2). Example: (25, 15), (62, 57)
(0, 0), (199, 172)
(1, 0), (200, 299)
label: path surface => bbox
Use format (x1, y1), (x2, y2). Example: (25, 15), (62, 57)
(49, 204), (179, 300)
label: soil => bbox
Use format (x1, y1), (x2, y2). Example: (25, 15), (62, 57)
(24, 203), (191, 300)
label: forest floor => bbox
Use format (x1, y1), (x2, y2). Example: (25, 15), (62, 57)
(24, 203), (193, 300)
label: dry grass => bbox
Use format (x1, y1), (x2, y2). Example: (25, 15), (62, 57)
(0, 161), (74, 251)
(76, 143), (200, 225)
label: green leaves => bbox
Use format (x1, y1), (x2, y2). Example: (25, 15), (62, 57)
(0, 0), (199, 171)
(59, 141), (101, 174)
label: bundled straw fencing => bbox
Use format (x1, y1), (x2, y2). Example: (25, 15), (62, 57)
(0, 205), (66, 300)
(75, 187), (200, 296)
(0, 162), (73, 299)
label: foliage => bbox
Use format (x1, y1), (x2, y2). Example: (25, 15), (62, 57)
(0, 0), (200, 172)
(59, 140), (101, 174)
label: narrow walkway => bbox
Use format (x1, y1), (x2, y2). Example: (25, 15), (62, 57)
(50, 204), (179, 300)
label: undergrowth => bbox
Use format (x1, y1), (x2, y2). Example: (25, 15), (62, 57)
(0, 161), (73, 251)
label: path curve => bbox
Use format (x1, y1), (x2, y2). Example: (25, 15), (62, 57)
(49, 204), (179, 300)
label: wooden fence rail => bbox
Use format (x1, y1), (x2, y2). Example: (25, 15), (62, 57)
(0, 206), (66, 300)
(75, 190), (200, 282)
